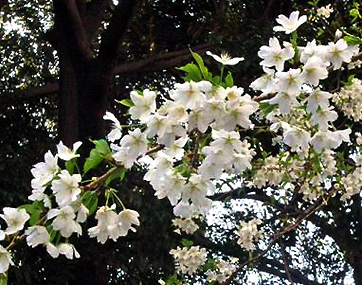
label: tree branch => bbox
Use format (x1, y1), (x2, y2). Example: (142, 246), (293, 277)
(53, 0), (93, 60)
(98, 0), (138, 63)
(114, 43), (210, 75)
(222, 187), (338, 284)
(1, 44), (210, 106)
(84, 0), (110, 40)
(194, 233), (319, 285)
(260, 258), (320, 285)
(0, 83), (58, 107)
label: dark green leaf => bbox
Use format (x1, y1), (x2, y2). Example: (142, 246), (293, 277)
(65, 159), (76, 174)
(259, 102), (276, 117)
(83, 140), (112, 174)
(106, 167), (127, 186)
(181, 238), (193, 248)
(82, 191), (98, 215)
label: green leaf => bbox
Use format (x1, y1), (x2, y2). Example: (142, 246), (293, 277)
(106, 168), (127, 186)
(190, 50), (211, 80)
(47, 225), (57, 242)
(82, 191), (98, 215)
(65, 159), (76, 174)
(176, 63), (202, 82)
(350, 8), (361, 21)
(181, 238), (193, 248)
(201, 258), (217, 271)
(343, 75), (356, 87)
(19, 200), (44, 216)
(0, 274), (8, 285)
(224, 72), (234, 87)
(83, 140), (112, 174)
(92, 139), (111, 156)
(211, 75), (220, 85)
(307, 0), (319, 7)
(115, 99), (135, 107)
(83, 150), (103, 174)
(343, 35), (362, 45)
(259, 102), (276, 117)
(29, 209), (42, 226)
(166, 273), (181, 285)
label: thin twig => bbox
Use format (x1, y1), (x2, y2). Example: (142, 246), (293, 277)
(221, 187), (337, 284)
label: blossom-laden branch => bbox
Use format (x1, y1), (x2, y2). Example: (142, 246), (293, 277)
(221, 187), (338, 284)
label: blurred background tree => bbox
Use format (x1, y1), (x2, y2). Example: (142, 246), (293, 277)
(0, 0), (361, 284)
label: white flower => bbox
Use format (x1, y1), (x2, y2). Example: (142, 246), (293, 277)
(269, 91), (300, 115)
(163, 137), (188, 160)
(283, 125), (311, 152)
(276, 68), (302, 94)
(170, 246), (207, 275)
(58, 243), (80, 259)
(326, 39), (359, 70)
(30, 150), (58, 190)
(76, 203), (89, 223)
(211, 130), (243, 153)
(300, 56), (328, 86)
(206, 51), (244, 65)
(25, 226), (50, 248)
(0, 245), (12, 273)
(311, 129), (351, 152)
(172, 218), (199, 234)
(0, 207), (30, 235)
(306, 89), (332, 114)
(310, 106), (338, 131)
(57, 141), (82, 161)
(258, 37), (294, 71)
(273, 11), (307, 34)
(114, 128), (148, 168)
(103, 111), (122, 142)
(173, 201), (193, 218)
(46, 242), (59, 258)
(300, 40), (328, 63)
(170, 81), (206, 110)
(237, 218), (262, 251)
(182, 174), (215, 207)
(317, 4), (334, 18)
(250, 67), (276, 94)
(52, 170), (82, 207)
(48, 206), (82, 238)
(129, 89), (157, 123)
(88, 205), (120, 244)
(118, 209), (140, 236)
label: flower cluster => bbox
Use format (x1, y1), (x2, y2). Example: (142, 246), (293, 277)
(169, 246), (207, 275)
(102, 79), (258, 218)
(333, 78), (362, 122)
(236, 218), (262, 251)
(88, 206), (140, 244)
(317, 4), (334, 18)
(172, 217), (199, 235)
(205, 258), (238, 283)
(0, 139), (141, 273)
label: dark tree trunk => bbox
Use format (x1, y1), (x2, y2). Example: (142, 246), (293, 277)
(77, 60), (114, 143)
(50, 1), (137, 284)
